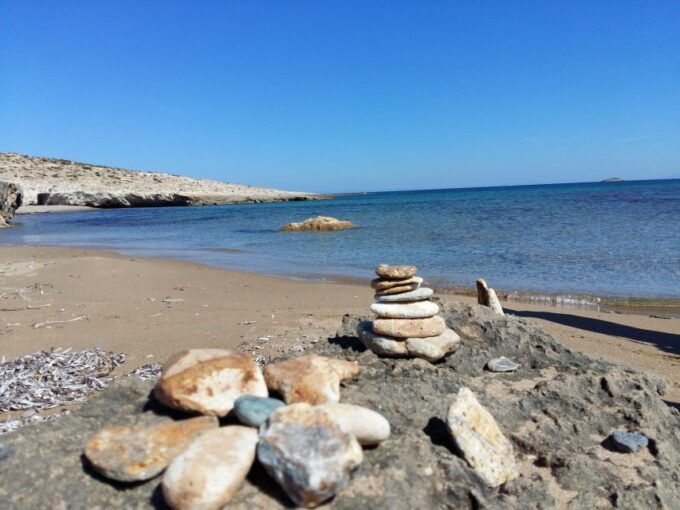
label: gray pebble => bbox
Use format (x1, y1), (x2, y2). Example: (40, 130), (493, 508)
(611, 431), (648, 453)
(234, 395), (285, 427)
(486, 357), (519, 372)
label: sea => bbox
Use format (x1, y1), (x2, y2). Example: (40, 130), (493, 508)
(2, 179), (679, 301)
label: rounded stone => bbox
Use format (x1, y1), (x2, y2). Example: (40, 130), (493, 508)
(318, 403), (391, 445)
(611, 431), (649, 453)
(371, 276), (423, 291)
(370, 301), (440, 319)
(153, 349), (268, 417)
(233, 395), (285, 428)
(374, 287), (433, 303)
(486, 357), (520, 372)
(375, 264), (417, 279)
(405, 329), (461, 362)
(356, 321), (408, 357)
(373, 316), (447, 339)
(162, 426), (258, 510)
(375, 283), (420, 295)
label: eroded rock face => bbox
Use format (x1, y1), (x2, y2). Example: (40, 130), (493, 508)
(40, 191), (191, 208)
(154, 349), (268, 416)
(372, 316), (447, 338)
(162, 426), (259, 510)
(280, 216), (355, 232)
(0, 181), (22, 225)
(263, 354), (359, 404)
(2, 302), (679, 509)
(257, 403), (363, 507)
(446, 387), (518, 487)
(375, 264), (417, 279)
(84, 416), (218, 482)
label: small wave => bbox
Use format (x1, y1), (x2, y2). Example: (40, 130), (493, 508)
(504, 291), (602, 311)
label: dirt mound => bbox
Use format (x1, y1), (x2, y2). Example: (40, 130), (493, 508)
(1, 301), (678, 509)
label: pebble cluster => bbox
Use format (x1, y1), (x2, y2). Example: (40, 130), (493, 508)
(357, 264), (461, 361)
(83, 350), (391, 509)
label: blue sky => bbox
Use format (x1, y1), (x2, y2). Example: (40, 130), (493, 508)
(1, 1), (679, 192)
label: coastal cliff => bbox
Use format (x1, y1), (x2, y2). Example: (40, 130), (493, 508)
(0, 152), (322, 208)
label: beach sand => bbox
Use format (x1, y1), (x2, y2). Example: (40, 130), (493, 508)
(1, 245), (678, 404)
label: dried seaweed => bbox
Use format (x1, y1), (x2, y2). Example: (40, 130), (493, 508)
(125, 362), (161, 381)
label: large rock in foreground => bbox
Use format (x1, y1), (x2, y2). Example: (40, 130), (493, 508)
(1, 302), (678, 509)
(0, 181), (22, 226)
(280, 216), (355, 232)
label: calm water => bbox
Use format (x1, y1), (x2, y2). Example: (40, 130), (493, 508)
(2, 180), (679, 298)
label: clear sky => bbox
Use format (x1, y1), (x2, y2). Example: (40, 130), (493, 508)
(1, 1), (679, 193)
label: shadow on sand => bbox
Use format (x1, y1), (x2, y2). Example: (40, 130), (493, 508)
(505, 309), (680, 356)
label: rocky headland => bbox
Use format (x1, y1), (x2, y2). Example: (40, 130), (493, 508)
(0, 152), (323, 208)
(1, 298), (678, 509)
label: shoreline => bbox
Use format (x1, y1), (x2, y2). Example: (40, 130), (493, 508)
(0, 244), (678, 406)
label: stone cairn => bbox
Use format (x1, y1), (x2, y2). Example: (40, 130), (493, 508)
(357, 264), (460, 362)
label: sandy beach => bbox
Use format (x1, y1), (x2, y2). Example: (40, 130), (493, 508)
(1, 244), (678, 405)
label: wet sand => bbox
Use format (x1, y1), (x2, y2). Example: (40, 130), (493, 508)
(1, 245), (678, 404)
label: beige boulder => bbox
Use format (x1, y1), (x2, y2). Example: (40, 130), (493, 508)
(375, 264), (417, 279)
(373, 316), (447, 338)
(84, 416), (218, 482)
(153, 349), (268, 416)
(356, 321), (409, 357)
(280, 216), (355, 232)
(162, 426), (258, 510)
(264, 354), (359, 405)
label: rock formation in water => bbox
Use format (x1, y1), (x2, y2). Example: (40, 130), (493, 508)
(280, 216), (356, 232)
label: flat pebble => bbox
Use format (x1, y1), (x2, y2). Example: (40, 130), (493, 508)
(373, 315), (447, 338)
(611, 431), (649, 453)
(375, 264), (417, 279)
(405, 329), (460, 362)
(357, 321), (408, 357)
(371, 276), (423, 291)
(486, 357), (519, 372)
(162, 426), (258, 510)
(258, 403), (363, 508)
(374, 287), (433, 303)
(84, 416), (218, 482)
(370, 300), (439, 319)
(233, 395), (285, 427)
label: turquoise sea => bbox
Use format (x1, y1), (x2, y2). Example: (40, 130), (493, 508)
(2, 179), (679, 299)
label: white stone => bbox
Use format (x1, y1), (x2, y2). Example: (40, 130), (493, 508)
(318, 403), (391, 445)
(370, 301), (440, 319)
(162, 426), (258, 510)
(446, 387), (518, 487)
(487, 288), (504, 315)
(374, 287), (433, 303)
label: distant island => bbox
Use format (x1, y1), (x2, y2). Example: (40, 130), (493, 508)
(601, 177), (624, 183)
(0, 152), (324, 209)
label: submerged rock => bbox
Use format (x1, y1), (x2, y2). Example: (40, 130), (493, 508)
(257, 403), (363, 507)
(162, 426), (258, 510)
(446, 387), (518, 487)
(486, 357), (520, 372)
(153, 349), (268, 416)
(375, 264), (417, 279)
(263, 354), (359, 404)
(372, 316), (447, 338)
(611, 431), (649, 453)
(233, 395), (285, 427)
(318, 403), (391, 445)
(280, 216), (355, 232)
(84, 416), (218, 482)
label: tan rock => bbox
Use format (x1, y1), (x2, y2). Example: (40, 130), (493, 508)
(372, 316), (447, 338)
(375, 264), (417, 279)
(356, 321), (408, 357)
(370, 276), (422, 291)
(375, 283), (419, 295)
(153, 349), (268, 416)
(318, 403), (391, 445)
(84, 416), (218, 482)
(370, 300), (439, 319)
(373, 287), (433, 303)
(405, 329), (461, 362)
(162, 426), (258, 510)
(264, 354), (359, 405)
(487, 288), (504, 315)
(280, 216), (355, 232)
(258, 403), (363, 507)
(446, 387), (518, 487)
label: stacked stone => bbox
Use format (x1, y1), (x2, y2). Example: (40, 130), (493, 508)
(357, 264), (460, 362)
